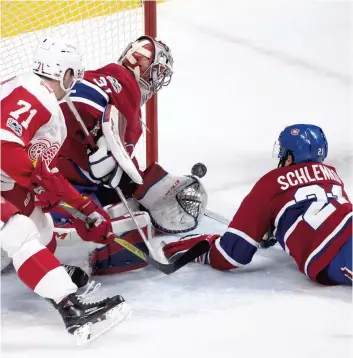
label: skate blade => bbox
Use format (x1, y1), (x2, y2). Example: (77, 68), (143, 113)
(74, 302), (133, 346)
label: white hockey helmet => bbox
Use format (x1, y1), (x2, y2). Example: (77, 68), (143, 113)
(118, 36), (173, 105)
(33, 36), (84, 92)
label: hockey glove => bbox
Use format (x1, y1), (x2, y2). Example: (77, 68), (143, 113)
(259, 229), (277, 249)
(88, 136), (124, 188)
(71, 198), (115, 245)
(164, 233), (244, 270)
(163, 234), (220, 263)
(30, 157), (68, 212)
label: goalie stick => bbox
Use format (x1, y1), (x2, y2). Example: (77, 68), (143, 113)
(204, 209), (230, 225)
(59, 202), (209, 275)
(65, 98), (160, 257)
(190, 163), (230, 226)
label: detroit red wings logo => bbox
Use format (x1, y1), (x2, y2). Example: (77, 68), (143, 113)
(28, 137), (60, 165)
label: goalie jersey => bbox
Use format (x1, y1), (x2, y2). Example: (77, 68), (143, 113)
(215, 162), (352, 283)
(58, 63), (142, 184)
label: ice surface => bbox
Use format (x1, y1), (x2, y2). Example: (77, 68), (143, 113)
(1, 0), (352, 357)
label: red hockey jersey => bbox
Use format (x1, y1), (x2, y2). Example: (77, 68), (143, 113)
(216, 162), (352, 282)
(58, 63), (142, 184)
(1, 73), (67, 191)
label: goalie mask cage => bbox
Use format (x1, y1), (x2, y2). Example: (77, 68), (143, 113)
(1, 0), (159, 170)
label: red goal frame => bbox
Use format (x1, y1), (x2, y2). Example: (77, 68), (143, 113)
(144, 0), (158, 167)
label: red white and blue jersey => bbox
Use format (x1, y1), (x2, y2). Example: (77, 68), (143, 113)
(57, 63), (142, 185)
(216, 162), (352, 282)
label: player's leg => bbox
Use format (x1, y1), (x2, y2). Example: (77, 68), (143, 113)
(0, 196), (77, 300)
(2, 184), (57, 251)
(323, 237), (352, 285)
(0, 196), (130, 341)
(2, 186), (88, 286)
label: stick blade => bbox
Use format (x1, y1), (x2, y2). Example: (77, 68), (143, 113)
(147, 240), (210, 275)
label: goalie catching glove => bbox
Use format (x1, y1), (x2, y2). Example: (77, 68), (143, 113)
(134, 163), (208, 233)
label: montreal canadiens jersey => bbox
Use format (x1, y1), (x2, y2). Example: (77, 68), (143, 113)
(0, 73), (67, 190)
(58, 63), (142, 184)
(217, 162), (352, 282)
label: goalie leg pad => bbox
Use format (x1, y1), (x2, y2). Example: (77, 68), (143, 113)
(89, 212), (152, 275)
(89, 228), (148, 275)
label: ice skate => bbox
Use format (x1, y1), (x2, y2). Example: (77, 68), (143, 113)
(54, 292), (132, 345)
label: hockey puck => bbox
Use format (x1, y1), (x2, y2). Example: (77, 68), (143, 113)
(191, 163), (207, 178)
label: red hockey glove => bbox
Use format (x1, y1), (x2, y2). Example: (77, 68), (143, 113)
(163, 234), (220, 262)
(71, 198), (115, 245)
(30, 157), (67, 212)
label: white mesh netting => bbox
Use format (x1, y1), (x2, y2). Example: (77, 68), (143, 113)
(1, 0), (148, 168)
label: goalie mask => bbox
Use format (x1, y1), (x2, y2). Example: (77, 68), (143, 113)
(134, 164), (208, 234)
(118, 36), (174, 105)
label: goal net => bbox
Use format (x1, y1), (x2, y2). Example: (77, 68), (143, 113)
(1, 0), (157, 170)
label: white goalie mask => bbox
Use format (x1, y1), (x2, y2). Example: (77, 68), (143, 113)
(33, 36), (85, 92)
(118, 36), (174, 105)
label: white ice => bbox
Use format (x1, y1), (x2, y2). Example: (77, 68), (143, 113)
(1, 1), (352, 357)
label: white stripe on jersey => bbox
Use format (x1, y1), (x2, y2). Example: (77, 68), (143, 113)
(81, 79), (110, 102)
(273, 200), (296, 237)
(0, 128), (25, 146)
(227, 227), (259, 247)
(215, 237), (244, 267)
(304, 212), (353, 276)
(283, 216), (303, 254)
(70, 97), (105, 113)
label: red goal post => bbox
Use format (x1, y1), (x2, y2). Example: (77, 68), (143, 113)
(1, 0), (160, 169)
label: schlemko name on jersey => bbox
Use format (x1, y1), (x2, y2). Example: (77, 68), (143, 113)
(277, 164), (342, 190)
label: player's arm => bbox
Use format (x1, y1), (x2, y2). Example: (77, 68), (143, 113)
(0, 86), (54, 187)
(163, 178), (273, 270)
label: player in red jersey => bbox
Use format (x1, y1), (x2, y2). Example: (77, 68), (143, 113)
(163, 124), (352, 285)
(51, 37), (208, 276)
(0, 37), (131, 342)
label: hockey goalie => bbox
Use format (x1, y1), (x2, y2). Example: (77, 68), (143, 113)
(50, 36), (208, 275)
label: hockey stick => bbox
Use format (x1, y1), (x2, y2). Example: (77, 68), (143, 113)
(65, 97), (161, 259)
(59, 201), (209, 274)
(65, 98), (210, 270)
(204, 209), (230, 225)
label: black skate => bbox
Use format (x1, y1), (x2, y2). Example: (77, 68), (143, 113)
(62, 264), (89, 288)
(56, 292), (132, 345)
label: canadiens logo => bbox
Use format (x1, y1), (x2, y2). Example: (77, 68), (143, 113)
(291, 128), (300, 136)
(28, 137), (60, 165)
